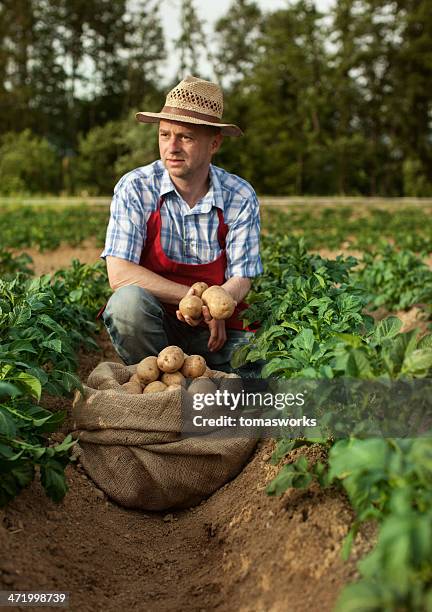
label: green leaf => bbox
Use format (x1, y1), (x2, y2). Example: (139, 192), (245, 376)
(60, 371), (82, 393)
(15, 372), (42, 400)
(0, 443), (16, 459)
(292, 329), (315, 353)
(261, 358), (297, 377)
(340, 527), (356, 562)
(41, 338), (62, 353)
(0, 382), (21, 398)
(266, 458), (313, 496)
(372, 317), (403, 344)
(8, 339), (38, 354)
(418, 334), (432, 349)
(40, 459), (69, 503)
(0, 461), (34, 507)
(334, 333), (364, 348)
(270, 439), (307, 465)
(402, 349), (432, 376)
(334, 581), (385, 612)
(0, 407), (17, 437)
(230, 343), (251, 369)
(69, 288), (83, 302)
(345, 350), (373, 378)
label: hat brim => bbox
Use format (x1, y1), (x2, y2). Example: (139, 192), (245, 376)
(135, 111), (243, 137)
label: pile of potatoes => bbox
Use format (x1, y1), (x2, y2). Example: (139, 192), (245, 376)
(179, 282), (236, 321)
(121, 345), (215, 395)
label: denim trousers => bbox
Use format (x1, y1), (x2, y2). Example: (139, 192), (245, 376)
(102, 285), (259, 374)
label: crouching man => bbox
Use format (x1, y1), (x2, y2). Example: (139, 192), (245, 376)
(101, 76), (262, 372)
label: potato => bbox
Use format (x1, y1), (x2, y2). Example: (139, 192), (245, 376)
(136, 356), (160, 384)
(122, 381), (144, 394)
(179, 295), (203, 320)
(161, 371), (186, 387)
(129, 373), (142, 387)
(190, 281), (209, 298)
(143, 381), (167, 394)
(157, 346), (185, 373)
(187, 377), (218, 395)
(166, 384), (182, 392)
(202, 286), (236, 320)
(202, 367), (213, 377)
(181, 355), (207, 378)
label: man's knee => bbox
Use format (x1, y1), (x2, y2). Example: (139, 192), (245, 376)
(103, 285), (163, 328)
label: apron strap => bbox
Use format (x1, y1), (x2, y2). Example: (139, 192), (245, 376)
(216, 208), (228, 249)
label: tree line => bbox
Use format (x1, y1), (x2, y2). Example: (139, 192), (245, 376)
(0, 0), (431, 196)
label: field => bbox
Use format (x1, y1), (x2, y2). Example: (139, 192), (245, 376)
(1, 200), (432, 611)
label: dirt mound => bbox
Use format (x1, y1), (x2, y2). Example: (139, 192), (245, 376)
(0, 330), (374, 611)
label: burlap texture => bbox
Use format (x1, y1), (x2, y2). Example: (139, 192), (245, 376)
(71, 361), (257, 511)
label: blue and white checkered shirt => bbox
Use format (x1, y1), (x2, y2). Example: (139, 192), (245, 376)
(101, 160), (263, 279)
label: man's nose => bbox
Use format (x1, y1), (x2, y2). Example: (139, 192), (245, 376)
(167, 136), (181, 151)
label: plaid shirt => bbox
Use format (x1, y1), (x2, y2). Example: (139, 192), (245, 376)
(101, 160), (263, 279)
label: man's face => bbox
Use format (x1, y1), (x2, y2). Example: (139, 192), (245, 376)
(159, 120), (223, 181)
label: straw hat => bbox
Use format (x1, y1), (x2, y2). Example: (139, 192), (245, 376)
(136, 76), (243, 137)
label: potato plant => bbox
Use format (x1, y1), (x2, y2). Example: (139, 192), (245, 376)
(0, 260), (111, 505)
(238, 235), (432, 611)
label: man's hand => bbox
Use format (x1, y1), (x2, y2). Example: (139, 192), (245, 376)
(176, 285), (203, 326)
(201, 305), (226, 352)
(176, 288), (228, 351)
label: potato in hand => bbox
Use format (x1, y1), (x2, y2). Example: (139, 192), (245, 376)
(179, 295), (203, 320)
(178, 283), (235, 321)
(202, 286), (236, 320)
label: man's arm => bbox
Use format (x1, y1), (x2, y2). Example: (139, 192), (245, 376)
(106, 256), (190, 305)
(221, 276), (251, 304)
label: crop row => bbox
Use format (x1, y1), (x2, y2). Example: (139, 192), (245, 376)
(0, 261), (110, 505)
(262, 205), (432, 252)
(1, 202), (432, 253)
(234, 234), (432, 610)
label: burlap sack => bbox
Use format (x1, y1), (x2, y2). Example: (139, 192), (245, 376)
(71, 361), (257, 511)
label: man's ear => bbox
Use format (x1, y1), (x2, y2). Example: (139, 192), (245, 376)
(211, 133), (224, 154)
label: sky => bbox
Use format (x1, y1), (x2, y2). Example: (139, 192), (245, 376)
(159, 0), (335, 81)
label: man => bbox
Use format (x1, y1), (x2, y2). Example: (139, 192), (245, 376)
(101, 76), (263, 372)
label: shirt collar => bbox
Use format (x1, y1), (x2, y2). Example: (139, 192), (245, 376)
(159, 166), (176, 197)
(158, 163), (224, 212)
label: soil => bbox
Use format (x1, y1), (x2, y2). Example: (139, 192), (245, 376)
(0, 326), (375, 612)
(16, 242), (103, 277)
(3, 240), (427, 612)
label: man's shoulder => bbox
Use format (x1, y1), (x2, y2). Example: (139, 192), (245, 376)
(211, 164), (257, 201)
(113, 160), (164, 194)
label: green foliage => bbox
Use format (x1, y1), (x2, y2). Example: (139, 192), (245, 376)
(0, 249), (34, 280)
(0, 0), (431, 195)
(0, 260), (110, 505)
(74, 122), (127, 196)
(234, 235), (372, 377)
(246, 233), (432, 609)
(261, 205), (432, 252)
(0, 130), (62, 195)
(114, 114), (159, 179)
(332, 437), (432, 612)
(213, 0), (262, 87)
(0, 205), (109, 251)
(0, 0), (166, 150)
(403, 158), (432, 197)
(354, 245), (432, 310)
(73, 113), (159, 195)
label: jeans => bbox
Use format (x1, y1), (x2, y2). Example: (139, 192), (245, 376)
(102, 285), (260, 375)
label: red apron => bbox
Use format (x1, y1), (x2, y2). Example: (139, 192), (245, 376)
(139, 197), (250, 330)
